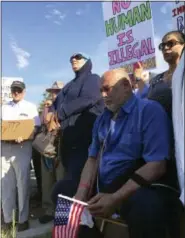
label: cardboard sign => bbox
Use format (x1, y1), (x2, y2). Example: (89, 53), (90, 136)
(1, 119), (35, 141)
(102, 0), (156, 73)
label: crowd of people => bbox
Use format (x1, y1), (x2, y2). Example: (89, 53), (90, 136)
(1, 30), (185, 238)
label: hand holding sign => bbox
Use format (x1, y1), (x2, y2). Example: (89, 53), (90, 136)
(133, 62), (144, 80)
(15, 137), (24, 143)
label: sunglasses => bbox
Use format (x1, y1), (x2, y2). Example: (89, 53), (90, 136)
(70, 54), (86, 62)
(158, 40), (183, 51)
(11, 88), (23, 93)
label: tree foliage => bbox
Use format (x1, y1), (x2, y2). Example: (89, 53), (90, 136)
(38, 92), (51, 112)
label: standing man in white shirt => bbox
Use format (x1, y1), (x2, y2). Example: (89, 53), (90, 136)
(1, 81), (41, 232)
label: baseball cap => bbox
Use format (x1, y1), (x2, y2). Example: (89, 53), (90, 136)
(11, 81), (26, 90)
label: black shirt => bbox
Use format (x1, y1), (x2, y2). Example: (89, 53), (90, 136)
(148, 72), (172, 119)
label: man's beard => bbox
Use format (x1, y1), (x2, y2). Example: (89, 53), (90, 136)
(106, 104), (119, 113)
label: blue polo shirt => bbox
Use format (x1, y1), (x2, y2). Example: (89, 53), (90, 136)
(88, 94), (172, 187)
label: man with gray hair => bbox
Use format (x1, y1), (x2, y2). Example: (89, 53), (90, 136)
(1, 81), (41, 232)
(74, 69), (182, 238)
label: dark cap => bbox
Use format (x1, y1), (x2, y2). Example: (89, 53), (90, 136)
(11, 81), (26, 90)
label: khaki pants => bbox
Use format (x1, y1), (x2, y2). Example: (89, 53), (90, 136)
(1, 141), (32, 223)
(41, 157), (65, 214)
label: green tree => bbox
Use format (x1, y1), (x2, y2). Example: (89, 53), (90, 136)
(38, 92), (51, 112)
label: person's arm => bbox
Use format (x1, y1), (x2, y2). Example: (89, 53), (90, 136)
(75, 116), (102, 201)
(59, 75), (101, 120)
(112, 101), (172, 204)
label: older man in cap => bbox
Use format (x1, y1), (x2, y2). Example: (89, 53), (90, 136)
(39, 81), (65, 224)
(1, 81), (41, 232)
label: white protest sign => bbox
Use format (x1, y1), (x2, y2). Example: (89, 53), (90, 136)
(102, 0), (156, 73)
(1, 77), (24, 104)
(172, 1), (185, 33)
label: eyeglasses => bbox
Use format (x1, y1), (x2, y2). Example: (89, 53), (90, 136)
(11, 88), (23, 94)
(158, 40), (183, 51)
(70, 54), (86, 62)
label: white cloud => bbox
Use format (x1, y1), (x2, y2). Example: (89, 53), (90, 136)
(54, 21), (61, 25)
(59, 14), (66, 20)
(160, 2), (173, 14)
(10, 39), (31, 69)
(76, 10), (82, 16)
(75, 4), (91, 16)
(45, 7), (67, 25)
(46, 4), (55, 8)
(52, 9), (61, 16)
(45, 15), (52, 19)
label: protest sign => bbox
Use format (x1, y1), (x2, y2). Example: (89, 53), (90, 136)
(102, 0), (156, 73)
(1, 77), (24, 104)
(172, 1), (185, 33)
(1, 119), (34, 141)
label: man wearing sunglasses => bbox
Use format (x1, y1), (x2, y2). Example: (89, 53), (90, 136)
(1, 81), (41, 232)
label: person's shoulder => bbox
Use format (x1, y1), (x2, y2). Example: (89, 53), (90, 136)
(138, 98), (167, 116)
(22, 100), (37, 109)
(2, 101), (13, 108)
(88, 73), (101, 81)
(149, 72), (165, 86)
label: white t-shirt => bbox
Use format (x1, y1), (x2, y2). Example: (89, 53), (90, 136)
(172, 49), (184, 205)
(2, 99), (41, 126)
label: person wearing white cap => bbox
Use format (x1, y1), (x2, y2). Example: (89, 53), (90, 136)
(1, 81), (41, 232)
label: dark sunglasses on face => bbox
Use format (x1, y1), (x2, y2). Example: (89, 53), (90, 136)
(70, 54), (86, 62)
(11, 88), (23, 94)
(158, 40), (183, 51)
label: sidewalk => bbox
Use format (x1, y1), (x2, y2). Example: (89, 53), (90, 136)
(17, 170), (53, 238)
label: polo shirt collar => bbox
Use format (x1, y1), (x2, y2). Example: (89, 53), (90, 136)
(10, 99), (24, 106)
(121, 93), (137, 114)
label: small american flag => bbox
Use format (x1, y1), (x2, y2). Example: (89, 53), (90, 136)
(52, 195), (86, 238)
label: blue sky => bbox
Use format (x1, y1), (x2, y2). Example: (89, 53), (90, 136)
(2, 1), (175, 106)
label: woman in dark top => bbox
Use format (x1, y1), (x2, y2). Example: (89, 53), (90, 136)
(135, 31), (185, 236)
(148, 31), (185, 237)
(148, 30), (185, 118)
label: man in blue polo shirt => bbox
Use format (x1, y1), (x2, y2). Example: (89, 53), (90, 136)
(75, 68), (182, 238)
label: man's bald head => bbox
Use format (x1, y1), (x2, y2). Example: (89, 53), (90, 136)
(100, 68), (133, 113)
(102, 68), (131, 85)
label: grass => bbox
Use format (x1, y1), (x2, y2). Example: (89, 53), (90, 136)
(1, 209), (53, 238)
(1, 210), (16, 238)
